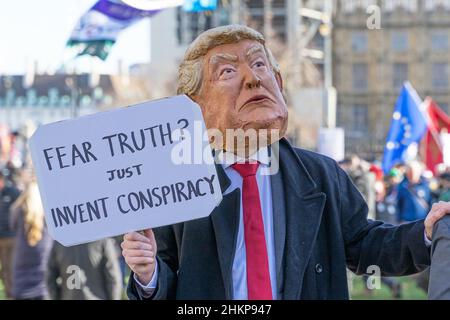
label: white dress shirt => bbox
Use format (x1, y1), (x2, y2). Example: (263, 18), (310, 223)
(135, 147), (278, 299)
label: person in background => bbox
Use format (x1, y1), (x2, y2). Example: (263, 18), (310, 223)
(428, 169), (450, 299)
(113, 235), (129, 292)
(340, 157), (377, 296)
(396, 161), (433, 293)
(396, 161), (432, 223)
(428, 215), (450, 299)
(377, 168), (402, 225)
(46, 238), (123, 300)
(10, 179), (52, 299)
(346, 155), (377, 220)
(0, 170), (20, 299)
(372, 172), (402, 298)
(436, 172), (450, 202)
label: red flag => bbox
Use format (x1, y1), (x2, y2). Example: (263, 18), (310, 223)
(421, 98), (450, 173)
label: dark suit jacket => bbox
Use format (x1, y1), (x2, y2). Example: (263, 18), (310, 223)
(127, 138), (430, 300)
(428, 215), (450, 299)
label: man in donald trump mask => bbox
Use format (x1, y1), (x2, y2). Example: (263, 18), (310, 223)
(122, 25), (449, 300)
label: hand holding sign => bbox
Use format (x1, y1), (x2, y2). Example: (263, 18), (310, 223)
(121, 229), (157, 285)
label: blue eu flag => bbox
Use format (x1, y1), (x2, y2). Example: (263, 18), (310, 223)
(382, 82), (427, 173)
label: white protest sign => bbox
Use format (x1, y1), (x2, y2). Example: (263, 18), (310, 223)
(30, 95), (222, 246)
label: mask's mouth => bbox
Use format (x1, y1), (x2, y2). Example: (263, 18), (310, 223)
(240, 94), (273, 110)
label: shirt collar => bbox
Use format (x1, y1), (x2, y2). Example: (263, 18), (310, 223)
(215, 147), (270, 169)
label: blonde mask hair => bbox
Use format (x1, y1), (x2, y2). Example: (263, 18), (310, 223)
(177, 24), (281, 97)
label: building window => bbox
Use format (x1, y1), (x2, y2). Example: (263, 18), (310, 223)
(337, 105), (344, 127)
(431, 31), (449, 52)
(352, 63), (368, 90)
(393, 63), (408, 89)
(184, 12), (201, 42)
(437, 102), (449, 114)
(176, 7), (183, 45)
(343, 0), (377, 13)
(384, 0), (418, 12)
(351, 32), (368, 53)
(432, 63), (449, 88)
(204, 12), (212, 30)
(391, 31), (408, 52)
(351, 104), (369, 134)
(425, 0), (450, 11)
(218, 8), (230, 25)
(272, 0), (285, 8)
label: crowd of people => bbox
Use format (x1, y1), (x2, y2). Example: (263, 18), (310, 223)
(0, 119), (448, 300)
(340, 155), (450, 298)
(0, 152), (448, 299)
(0, 163), (126, 300)
(2, 154), (443, 300)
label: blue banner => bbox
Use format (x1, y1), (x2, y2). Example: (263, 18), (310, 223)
(67, 0), (172, 60)
(183, 0), (217, 12)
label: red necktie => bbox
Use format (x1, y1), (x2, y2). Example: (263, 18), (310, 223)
(232, 162), (272, 300)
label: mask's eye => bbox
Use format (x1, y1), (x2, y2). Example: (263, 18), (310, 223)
(253, 60), (266, 69)
(219, 66), (236, 79)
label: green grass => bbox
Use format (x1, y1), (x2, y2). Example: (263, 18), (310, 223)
(350, 275), (427, 300)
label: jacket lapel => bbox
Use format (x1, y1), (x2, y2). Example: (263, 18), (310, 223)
(210, 163), (240, 300)
(209, 140), (326, 300)
(275, 139), (326, 300)
(270, 165), (286, 297)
